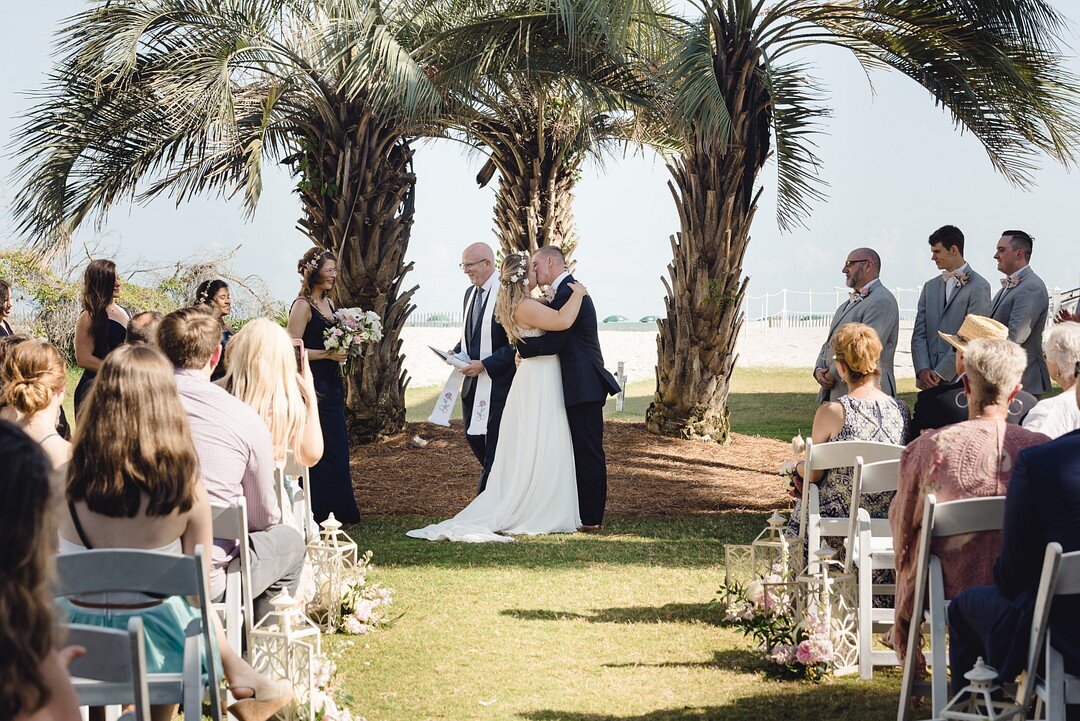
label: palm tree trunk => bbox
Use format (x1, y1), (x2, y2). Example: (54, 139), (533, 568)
(484, 145), (581, 259)
(646, 38), (771, 443)
(292, 101), (418, 442)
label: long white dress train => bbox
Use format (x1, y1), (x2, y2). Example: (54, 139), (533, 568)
(407, 339), (580, 542)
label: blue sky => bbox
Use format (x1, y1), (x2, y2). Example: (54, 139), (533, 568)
(1, 1), (1078, 320)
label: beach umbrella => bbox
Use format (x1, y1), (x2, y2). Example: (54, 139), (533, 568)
(603, 315), (629, 323)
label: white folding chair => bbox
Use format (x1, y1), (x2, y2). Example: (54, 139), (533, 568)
(210, 499), (254, 652)
(897, 494), (1007, 720)
(54, 546), (223, 721)
(845, 457), (901, 679)
(797, 439), (905, 572)
(282, 451), (315, 542)
(67, 617), (151, 721)
(1031, 544), (1080, 718)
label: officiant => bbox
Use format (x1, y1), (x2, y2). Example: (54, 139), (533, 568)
(453, 242), (517, 494)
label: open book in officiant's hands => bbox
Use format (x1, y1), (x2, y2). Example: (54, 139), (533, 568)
(429, 346), (471, 370)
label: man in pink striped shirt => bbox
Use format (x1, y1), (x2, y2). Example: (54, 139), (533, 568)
(158, 308), (305, 623)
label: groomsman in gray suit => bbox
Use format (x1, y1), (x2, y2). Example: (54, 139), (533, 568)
(814, 248), (899, 402)
(989, 229), (1052, 395)
(911, 225), (991, 389)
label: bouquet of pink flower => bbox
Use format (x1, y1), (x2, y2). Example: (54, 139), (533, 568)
(323, 307), (383, 377)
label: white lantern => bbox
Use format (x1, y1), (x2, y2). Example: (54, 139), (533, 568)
(796, 546), (859, 675)
(723, 512), (803, 587)
(937, 658), (1023, 721)
(305, 513), (359, 631)
(248, 593), (322, 721)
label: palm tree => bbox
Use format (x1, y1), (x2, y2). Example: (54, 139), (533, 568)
(425, 0), (664, 258)
(646, 0), (1080, 442)
(11, 0), (439, 441)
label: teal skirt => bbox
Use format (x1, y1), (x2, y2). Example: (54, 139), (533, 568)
(59, 596), (207, 673)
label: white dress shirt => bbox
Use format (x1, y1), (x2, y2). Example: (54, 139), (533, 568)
(945, 262), (970, 304)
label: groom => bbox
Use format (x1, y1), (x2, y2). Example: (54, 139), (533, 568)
(453, 242), (517, 494)
(517, 246), (621, 531)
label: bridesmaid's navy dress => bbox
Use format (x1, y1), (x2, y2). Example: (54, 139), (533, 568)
(296, 299), (361, 524)
(73, 318), (127, 417)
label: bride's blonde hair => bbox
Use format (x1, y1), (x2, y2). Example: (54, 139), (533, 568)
(219, 318), (306, 457)
(495, 252), (531, 345)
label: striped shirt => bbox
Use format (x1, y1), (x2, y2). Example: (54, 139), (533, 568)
(174, 368), (280, 598)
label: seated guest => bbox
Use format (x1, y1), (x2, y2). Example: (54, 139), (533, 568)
(0, 334), (70, 442)
(889, 338), (1048, 669)
(0, 333), (31, 423)
(948, 376), (1080, 703)
(57, 344), (290, 720)
(907, 315), (1037, 441)
(0, 421), (82, 721)
(787, 322), (910, 551)
(218, 317), (323, 467)
(157, 307), (305, 622)
(0, 340), (72, 479)
(126, 310), (163, 345)
(1023, 322), (1080, 438)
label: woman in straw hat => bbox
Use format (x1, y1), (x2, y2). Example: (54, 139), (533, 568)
(907, 314), (1039, 441)
(889, 335), (1050, 674)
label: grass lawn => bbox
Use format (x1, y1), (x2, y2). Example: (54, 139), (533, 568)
(339, 368), (920, 720)
(338, 515), (905, 721)
(405, 366), (920, 442)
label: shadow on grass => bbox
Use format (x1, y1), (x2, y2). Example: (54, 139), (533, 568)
(517, 680), (900, 721)
(346, 514), (767, 570)
(502, 601), (720, 626)
(602, 648), (763, 672)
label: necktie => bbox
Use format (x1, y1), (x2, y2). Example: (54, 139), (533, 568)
(468, 287), (485, 338)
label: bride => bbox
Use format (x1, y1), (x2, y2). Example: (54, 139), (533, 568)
(407, 252), (587, 542)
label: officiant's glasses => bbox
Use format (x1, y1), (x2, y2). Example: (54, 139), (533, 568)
(459, 260), (489, 271)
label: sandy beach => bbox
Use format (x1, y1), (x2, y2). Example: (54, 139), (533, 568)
(401, 322), (918, 388)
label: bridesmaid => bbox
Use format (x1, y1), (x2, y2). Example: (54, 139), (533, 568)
(286, 248), (361, 524)
(193, 279), (233, 381)
(0, 280), (13, 336)
(73, 259), (129, 417)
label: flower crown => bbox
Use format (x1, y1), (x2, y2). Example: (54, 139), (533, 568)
(301, 249), (332, 275)
(502, 258), (529, 288)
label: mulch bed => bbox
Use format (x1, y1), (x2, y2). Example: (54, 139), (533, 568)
(351, 420), (791, 517)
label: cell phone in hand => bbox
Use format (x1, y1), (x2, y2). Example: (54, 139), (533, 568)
(293, 339), (305, 371)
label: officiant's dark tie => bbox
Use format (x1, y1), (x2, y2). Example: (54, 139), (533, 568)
(468, 287), (485, 340)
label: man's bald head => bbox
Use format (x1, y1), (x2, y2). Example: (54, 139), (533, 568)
(853, 247), (881, 273)
(461, 242), (495, 287)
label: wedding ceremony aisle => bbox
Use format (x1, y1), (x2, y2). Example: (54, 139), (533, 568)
(334, 369), (921, 720)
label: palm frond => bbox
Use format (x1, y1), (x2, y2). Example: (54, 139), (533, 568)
(765, 60), (829, 232)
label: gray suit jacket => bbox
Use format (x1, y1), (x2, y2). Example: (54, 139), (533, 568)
(911, 268), (992, 383)
(814, 282), (900, 402)
(989, 266), (1051, 395)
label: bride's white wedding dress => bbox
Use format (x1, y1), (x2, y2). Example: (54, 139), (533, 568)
(407, 327), (580, 542)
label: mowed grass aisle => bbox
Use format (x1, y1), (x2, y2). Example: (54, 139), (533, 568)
(335, 516), (903, 721)
(331, 368), (919, 719)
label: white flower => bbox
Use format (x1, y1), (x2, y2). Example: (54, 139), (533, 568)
(342, 614), (366, 635)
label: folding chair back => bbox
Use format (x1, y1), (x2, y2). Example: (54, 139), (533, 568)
(54, 546), (222, 721)
(798, 439), (905, 569)
(844, 457), (901, 678)
(210, 499), (254, 650)
(67, 617), (151, 721)
(283, 451), (315, 542)
(897, 494), (1007, 720)
(1026, 544), (1080, 718)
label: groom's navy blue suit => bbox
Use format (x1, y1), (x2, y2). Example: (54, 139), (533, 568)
(453, 284), (516, 494)
(517, 274), (621, 526)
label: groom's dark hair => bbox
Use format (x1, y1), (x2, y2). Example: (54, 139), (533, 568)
(535, 245), (566, 264)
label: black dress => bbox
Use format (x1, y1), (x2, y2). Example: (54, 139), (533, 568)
(295, 298), (361, 524)
(74, 318), (127, 417)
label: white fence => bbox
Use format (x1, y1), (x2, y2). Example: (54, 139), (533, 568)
(406, 284), (1079, 330)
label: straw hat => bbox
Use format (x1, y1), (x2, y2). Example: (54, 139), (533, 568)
(938, 315), (1008, 352)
